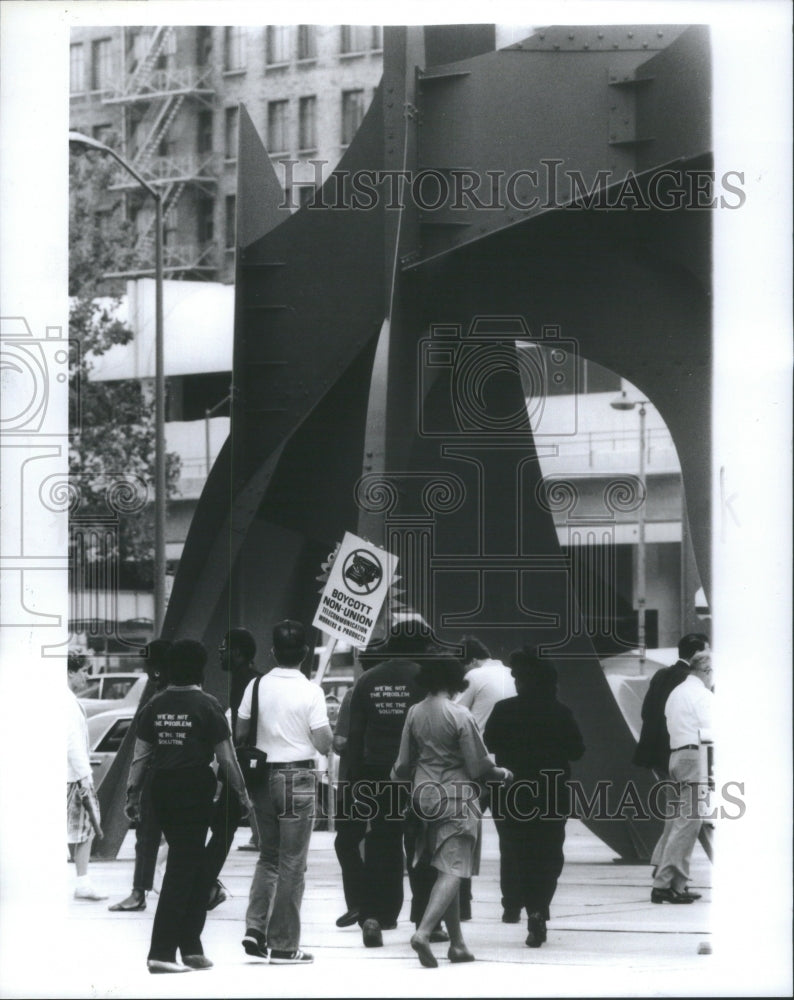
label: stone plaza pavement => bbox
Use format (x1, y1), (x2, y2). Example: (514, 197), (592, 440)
(8, 819), (721, 999)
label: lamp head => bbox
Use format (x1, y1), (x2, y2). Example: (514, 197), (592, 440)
(610, 391), (637, 412)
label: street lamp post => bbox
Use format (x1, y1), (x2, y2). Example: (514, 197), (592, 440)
(69, 132), (166, 636)
(611, 390), (649, 673)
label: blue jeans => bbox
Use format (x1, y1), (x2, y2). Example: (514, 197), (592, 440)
(245, 765), (316, 952)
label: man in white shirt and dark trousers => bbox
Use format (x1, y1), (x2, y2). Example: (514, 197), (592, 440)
(651, 650), (714, 904)
(236, 620), (333, 964)
(453, 636), (516, 920)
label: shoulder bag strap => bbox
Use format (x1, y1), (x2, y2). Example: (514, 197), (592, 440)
(247, 674), (262, 745)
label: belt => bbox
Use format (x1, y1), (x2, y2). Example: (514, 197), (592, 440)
(672, 744), (699, 752)
(266, 759), (314, 769)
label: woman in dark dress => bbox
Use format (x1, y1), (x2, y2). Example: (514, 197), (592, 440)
(127, 639), (251, 973)
(484, 647), (585, 948)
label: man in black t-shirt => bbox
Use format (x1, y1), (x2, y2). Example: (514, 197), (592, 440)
(128, 639), (251, 973)
(346, 630), (425, 947)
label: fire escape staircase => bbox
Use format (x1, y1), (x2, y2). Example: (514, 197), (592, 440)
(102, 26), (217, 277)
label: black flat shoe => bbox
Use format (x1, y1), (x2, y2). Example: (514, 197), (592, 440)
(651, 887), (695, 904)
(502, 907), (521, 924)
(429, 927), (450, 943)
(336, 909), (360, 928)
(109, 891), (146, 912)
(448, 946), (475, 963)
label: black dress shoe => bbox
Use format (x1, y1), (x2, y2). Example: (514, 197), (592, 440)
(429, 927), (450, 943)
(362, 919), (383, 947)
(335, 909), (360, 928)
(681, 889), (702, 900)
(526, 912), (547, 948)
(502, 907), (521, 924)
(651, 887), (695, 904)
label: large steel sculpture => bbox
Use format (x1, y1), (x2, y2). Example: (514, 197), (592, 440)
(99, 24), (711, 860)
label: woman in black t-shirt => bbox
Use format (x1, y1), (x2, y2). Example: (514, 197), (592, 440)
(128, 639), (251, 974)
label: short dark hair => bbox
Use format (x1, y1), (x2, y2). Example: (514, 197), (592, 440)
(140, 638), (172, 672)
(509, 645), (558, 695)
(460, 635), (490, 665)
(226, 627), (256, 662)
(416, 656), (468, 695)
(272, 619), (307, 667)
(67, 651), (86, 674)
(678, 633), (709, 661)
(168, 639), (207, 686)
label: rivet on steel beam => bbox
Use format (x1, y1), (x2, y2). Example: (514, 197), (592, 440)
(657, 31), (664, 38)
(597, 32), (604, 39)
(568, 33), (574, 40)
(553, 44), (560, 50)
(539, 33), (545, 40)
(583, 43), (589, 50)
(627, 32), (634, 39)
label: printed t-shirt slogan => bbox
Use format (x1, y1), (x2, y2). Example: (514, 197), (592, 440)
(313, 531), (398, 647)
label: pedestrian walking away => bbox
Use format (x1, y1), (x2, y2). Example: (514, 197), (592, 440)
(127, 639), (252, 974)
(345, 625), (426, 947)
(109, 639), (171, 913)
(484, 647), (585, 946)
(392, 655), (513, 968)
(236, 620), (333, 965)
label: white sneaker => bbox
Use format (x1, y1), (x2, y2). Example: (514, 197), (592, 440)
(74, 883), (108, 901)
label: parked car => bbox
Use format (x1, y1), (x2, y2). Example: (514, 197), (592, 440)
(87, 707), (136, 788)
(79, 672), (148, 718)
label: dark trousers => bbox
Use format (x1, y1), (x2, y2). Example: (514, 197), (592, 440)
(496, 817), (566, 920)
(204, 777), (244, 884)
(132, 770), (162, 891)
(333, 780), (366, 911)
(356, 767), (408, 926)
(148, 766), (216, 963)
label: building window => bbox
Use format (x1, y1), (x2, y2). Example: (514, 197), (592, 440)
(341, 25), (374, 54)
(266, 25), (290, 65)
(197, 110), (214, 155)
(224, 27), (246, 71)
(70, 44), (84, 93)
(197, 197), (215, 244)
(341, 90), (365, 145)
(297, 25), (317, 61)
(298, 96), (317, 151)
(225, 195), (236, 248)
(196, 26), (213, 66)
(91, 38), (113, 91)
(225, 106), (239, 159)
(267, 100), (289, 154)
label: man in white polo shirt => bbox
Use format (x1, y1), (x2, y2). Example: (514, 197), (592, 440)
(236, 620), (333, 964)
(651, 650), (714, 904)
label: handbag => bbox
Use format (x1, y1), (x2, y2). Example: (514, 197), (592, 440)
(236, 675), (268, 788)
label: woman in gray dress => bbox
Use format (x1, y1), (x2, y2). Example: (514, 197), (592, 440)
(391, 656), (512, 967)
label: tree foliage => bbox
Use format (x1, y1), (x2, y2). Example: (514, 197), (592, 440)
(69, 146), (180, 590)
